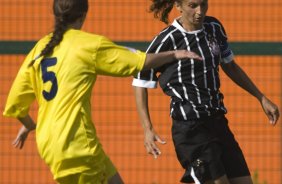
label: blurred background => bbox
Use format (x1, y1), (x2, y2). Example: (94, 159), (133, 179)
(0, 0), (281, 183)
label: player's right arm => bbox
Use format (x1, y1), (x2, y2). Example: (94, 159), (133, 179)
(143, 50), (201, 70)
(134, 86), (166, 159)
(94, 36), (201, 77)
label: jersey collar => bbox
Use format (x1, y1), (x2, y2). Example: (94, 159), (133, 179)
(172, 17), (204, 34)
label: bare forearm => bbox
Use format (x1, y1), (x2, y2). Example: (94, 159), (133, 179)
(134, 86), (153, 131)
(143, 50), (202, 70)
(221, 61), (263, 101)
(17, 115), (36, 131)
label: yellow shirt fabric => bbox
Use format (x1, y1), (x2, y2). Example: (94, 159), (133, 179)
(3, 29), (146, 180)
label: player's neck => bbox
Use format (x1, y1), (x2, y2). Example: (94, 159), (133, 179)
(68, 15), (86, 30)
(69, 21), (83, 30)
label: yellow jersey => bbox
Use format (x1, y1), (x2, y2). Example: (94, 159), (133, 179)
(3, 29), (146, 180)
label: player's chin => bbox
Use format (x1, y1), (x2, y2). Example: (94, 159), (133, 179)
(194, 18), (204, 24)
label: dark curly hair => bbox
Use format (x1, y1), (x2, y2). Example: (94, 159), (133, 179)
(150, 0), (181, 24)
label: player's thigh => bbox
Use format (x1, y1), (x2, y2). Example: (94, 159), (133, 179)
(216, 117), (251, 179)
(229, 176), (253, 184)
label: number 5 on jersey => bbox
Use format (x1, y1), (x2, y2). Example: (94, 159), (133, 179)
(40, 58), (58, 101)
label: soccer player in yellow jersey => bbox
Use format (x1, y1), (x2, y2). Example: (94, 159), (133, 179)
(3, 0), (202, 184)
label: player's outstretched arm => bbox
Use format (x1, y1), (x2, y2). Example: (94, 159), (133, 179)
(143, 50), (202, 70)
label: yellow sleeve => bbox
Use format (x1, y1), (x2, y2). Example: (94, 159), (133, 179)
(3, 49), (36, 118)
(95, 36), (146, 77)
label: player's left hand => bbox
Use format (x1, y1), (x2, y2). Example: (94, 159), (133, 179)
(261, 95), (280, 125)
(12, 125), (31, 149)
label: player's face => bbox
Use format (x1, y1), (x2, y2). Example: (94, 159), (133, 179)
(176, 0), (208, 30)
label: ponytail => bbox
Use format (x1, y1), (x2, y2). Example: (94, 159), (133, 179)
(28, 18), (67, 67)
(150, 0), (176, 24)
(28, 0), (88, 67)
(41, 17), (68, 59)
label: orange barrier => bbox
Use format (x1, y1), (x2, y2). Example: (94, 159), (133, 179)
(0, 1), (282, 41)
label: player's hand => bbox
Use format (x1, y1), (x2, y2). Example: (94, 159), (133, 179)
(12, 125), (31, 149)
(175, 50), (202, 61)
(143, 129), (166, 159)
(261, 95), (280, 125)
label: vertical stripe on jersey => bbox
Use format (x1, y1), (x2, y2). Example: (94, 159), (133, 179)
(195, 33), (208, 89)
(203, 28), (217, 92)
(211, 23), (227, 113)
(180, 32), (200, 118)
(203, 30), (217, 91)
(153, 28), (178, 81)
(203, 27), (216, 68)
(170, 34), (188, 120)
(167, 83), (187, 120)
(169, 34), (182, 83)
(211, 23), (225, 110)
(181, 32), (201, 104)
(170, 33), (199, 119)
(195, 33), (211, 115)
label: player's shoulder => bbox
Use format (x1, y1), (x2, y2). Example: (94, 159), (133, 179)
(27, 34), (52, 58)
(64, 30), (115, 51)
(36, 33), (52, 48)
(150, 24), (177, 45)
(156, 24), (176, 37)
(70, 30), (105, 42)
(78, 30), (113, 44)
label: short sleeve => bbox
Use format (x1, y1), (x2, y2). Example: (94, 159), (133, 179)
(95, 36), (146, 77)
(132, 32), (173, 88)
(3, 50), (36, 118)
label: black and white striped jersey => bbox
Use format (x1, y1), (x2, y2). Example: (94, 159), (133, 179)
(132, 16), (234, 121)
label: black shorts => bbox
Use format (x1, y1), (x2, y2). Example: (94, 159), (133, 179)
(172, 114), (250, 183)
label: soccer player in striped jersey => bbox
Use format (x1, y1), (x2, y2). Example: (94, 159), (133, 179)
(132, 0), (280, 184)
(2, 0), (202, 184)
